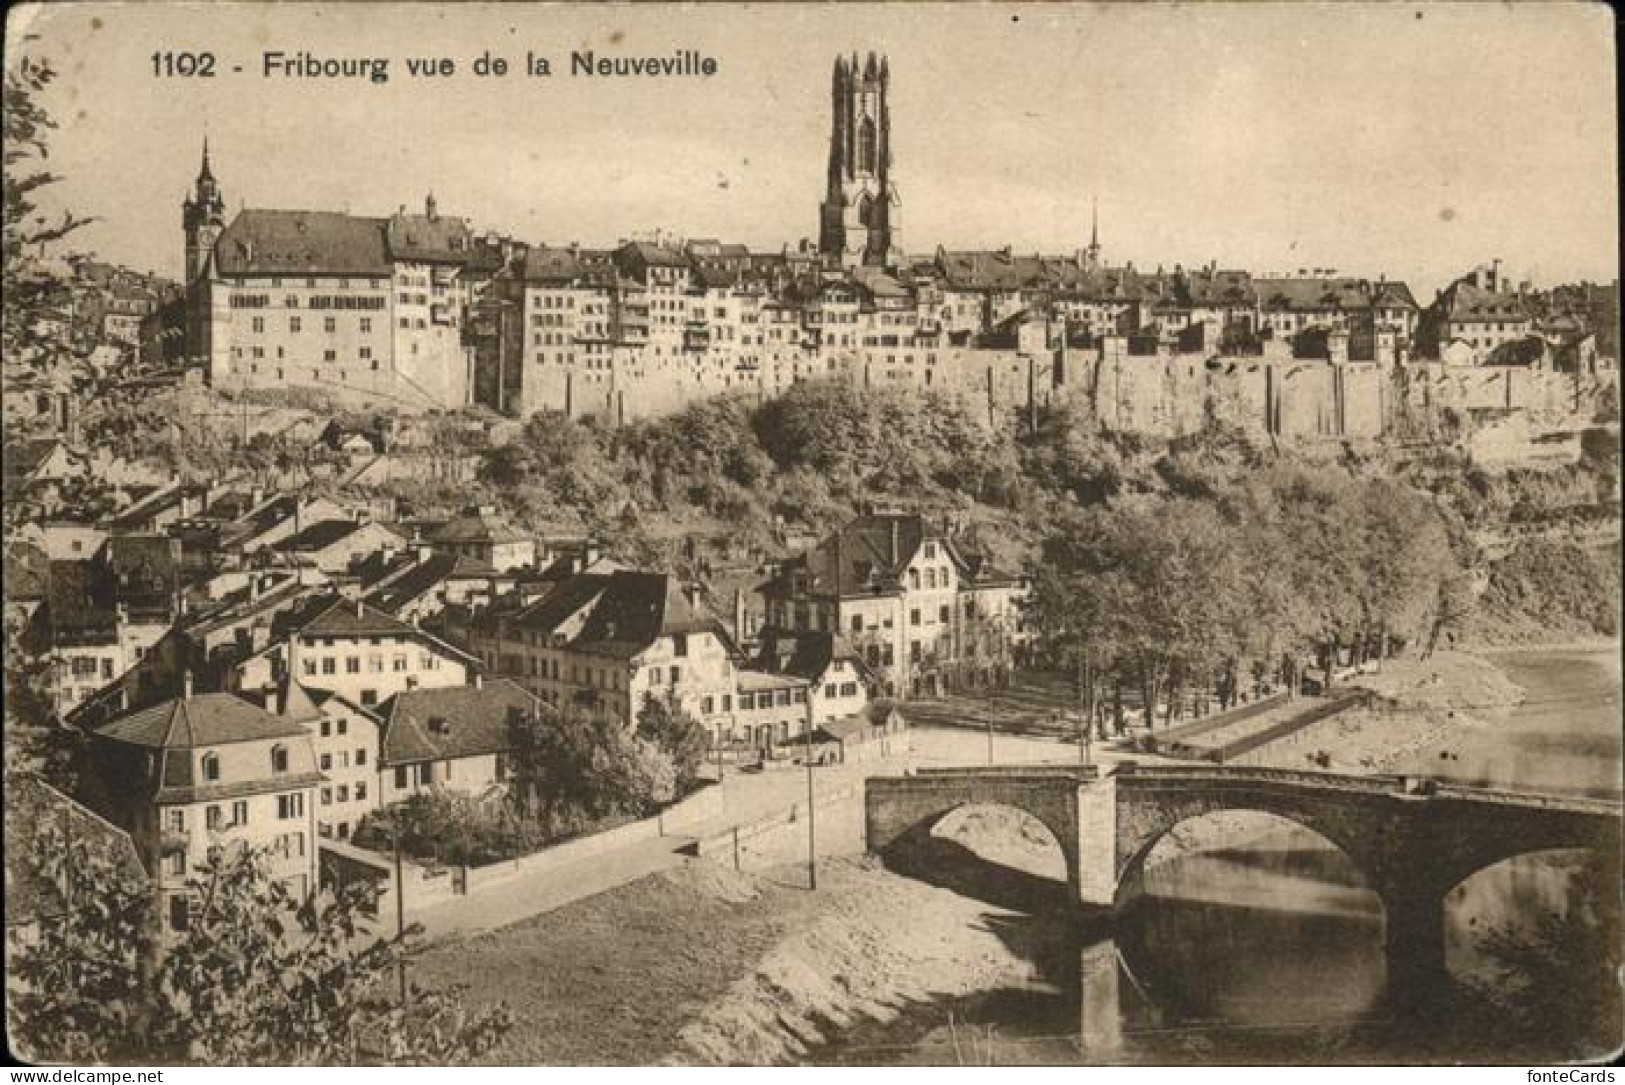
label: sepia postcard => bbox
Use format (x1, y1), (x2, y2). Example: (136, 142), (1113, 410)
(2, 0), (1621, 1071)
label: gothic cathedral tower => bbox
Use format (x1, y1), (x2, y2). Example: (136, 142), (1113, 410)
(183, 139), (225, 285)
(819, 52), (901, 268)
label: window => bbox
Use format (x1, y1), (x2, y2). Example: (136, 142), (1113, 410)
(740, 693), (755, 711)
(360, 317), (372, 333)
(277, 793), (304, 820)
(850, 615), (862, 633)
(673, 633), (688, 657)
(321, 786), (333, 806)
(361, 690), (377, 706)
(206, 805), (222, 830)
(337, 718), (348, 736)
(910, 609), (921, 627)
(169, 895), (189, 931)
(356, 748), (367, 766)
(232, 800), (248, 826)
(722, 695), (732, 712)
(320, 753), (332, 771)
(670, 666), (681, 685)
(393, 655), (408, 672)
(271, 745), (289, 774)
(324, 349), (337, 363)
(939, 605), (950, 624)
(336, 785), (349, 803)
(290, 316), (302, 333)
(320, 720), (331, 738)
(702, 695), (714, 714)
(346, 656), (360, 674)
(394, 766), (408, 789)
(825, 683), (837, 698)
(322, 657), (336, 675)
(355, 781), (367, 801)
(909, 569), (920, 590)
(841, 682), (859, 697)
(201, 751), (220, 782)
(302, 658), (317, 676)
(369, 655), (384, 673)
(324, 316), (336, 333)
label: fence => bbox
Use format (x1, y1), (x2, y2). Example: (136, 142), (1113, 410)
(457, 783), (725, 895)
(686, 782), (864, 867)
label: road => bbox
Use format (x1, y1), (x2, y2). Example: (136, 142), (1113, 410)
(407, 702), (1163, 945)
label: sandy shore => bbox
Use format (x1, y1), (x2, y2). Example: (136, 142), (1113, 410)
(1230, 650), (1527, 775)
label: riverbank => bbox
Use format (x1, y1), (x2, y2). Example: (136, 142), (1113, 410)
(1228, 649), (1527, 775)
(410, 851), (1070, 1065)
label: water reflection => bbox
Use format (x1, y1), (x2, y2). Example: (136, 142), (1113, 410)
(821, 649), (1622, 1064)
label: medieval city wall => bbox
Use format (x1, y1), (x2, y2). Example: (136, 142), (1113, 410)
(512, 343), (1615, 448)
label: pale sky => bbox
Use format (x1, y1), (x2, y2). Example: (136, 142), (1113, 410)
(10, 1), (1618, 299)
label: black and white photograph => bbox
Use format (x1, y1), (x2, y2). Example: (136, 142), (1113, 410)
(2, 0), (1621, 1069)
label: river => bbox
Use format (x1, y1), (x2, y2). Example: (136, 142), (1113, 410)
(820, 646), (1623, 1065)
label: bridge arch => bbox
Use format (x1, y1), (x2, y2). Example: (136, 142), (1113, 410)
(1113, 804), (1383, 910)
(1114, 787), (1391, 906)
(864, 773), (1085, 901)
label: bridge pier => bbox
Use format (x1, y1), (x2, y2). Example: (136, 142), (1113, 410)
(1077, 937), (1124, 1056)
(1377, 882), (1450, 1017)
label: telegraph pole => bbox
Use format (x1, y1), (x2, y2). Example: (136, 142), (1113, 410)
(804, 688), (816, 891)
(393, 823), (408, 1004)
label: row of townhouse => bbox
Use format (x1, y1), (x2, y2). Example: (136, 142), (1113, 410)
(465, 512), (1029, 747)
(74, 668), (544, 933)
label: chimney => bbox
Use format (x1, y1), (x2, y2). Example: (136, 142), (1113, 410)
(249, 574), (261, 603)
(415, 542), (433, 564)
(181, 670), (194, 700)
(733, 588), (747, 643)
(251, 485), (265, 507)
(889, 519), (899, 566)
(356, 599), (364, 619)
(1491, 258), (1503, 293)
(473, 672), (484, 690)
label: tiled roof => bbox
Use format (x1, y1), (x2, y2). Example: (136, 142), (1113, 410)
(1443, 280), (1530, 322)
(750, 629), (868, 683)
(378, 679), (541, 765)
(95, 691), (308, 748)
(3, 437), (65, 480)
(214, 209), (391, 277)
(431, 507), (529, 545)
(5, 775), (147, 928)
(1257, 277), (1372, 312)
(618, 241), (691, 269)
(364, 552), (496, 613)
(514, 570), (725, 658)
(274, 518), (396, 553)
(521, 245), (588, 284)
(385, 212), (498, 269)
(766, 513), (931, 598)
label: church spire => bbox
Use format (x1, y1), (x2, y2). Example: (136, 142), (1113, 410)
(1091, 194), (1099, 249)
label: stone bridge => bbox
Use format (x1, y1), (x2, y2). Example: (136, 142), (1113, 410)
(865, 764), (1622, 1005)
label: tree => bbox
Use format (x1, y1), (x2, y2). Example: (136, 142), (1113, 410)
(8, 817), (511, 1064)
(4, 43), (93, 374)
(507, 705), (676, 836)
(635, 695), (709, 792)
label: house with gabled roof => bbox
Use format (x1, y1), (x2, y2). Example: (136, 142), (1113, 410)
(80, 685), (322, 933)
(277, 681), (382, 842)
(5, 774), (149, 944)
(469, 569), (738, 732)
(374, 676), (542, 805)
(758, 512), (1028, 699)
(228, 594), (474, 712)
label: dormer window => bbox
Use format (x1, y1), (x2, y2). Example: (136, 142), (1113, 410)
(201, 751), (220, 783)
(428, 716), (449, 736)
(270, 744), (289, 774)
